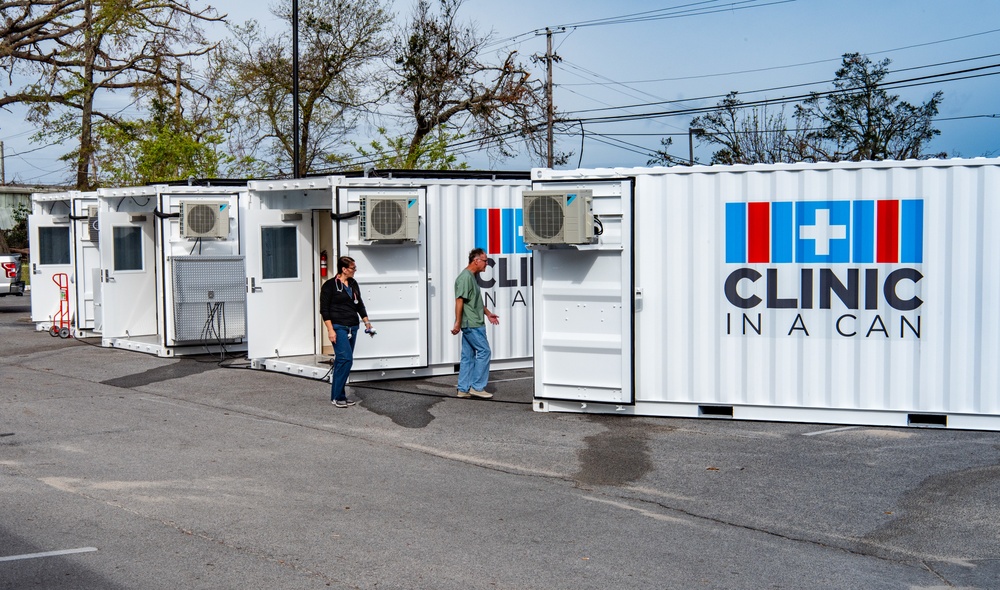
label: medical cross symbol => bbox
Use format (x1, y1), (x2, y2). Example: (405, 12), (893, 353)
(798, 208), (846, 256)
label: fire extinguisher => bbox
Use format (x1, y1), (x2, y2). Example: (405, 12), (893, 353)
(320, 250), (328, 278)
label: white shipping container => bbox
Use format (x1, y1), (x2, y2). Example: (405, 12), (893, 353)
(245, 172), (534, 382)
(95, 184), (247, 357)
(530, 158), (1000, 430)
(28, 191), (101, 337)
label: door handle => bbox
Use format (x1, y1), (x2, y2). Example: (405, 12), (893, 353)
(250, 277), (262, 293)
(33, 263), (40, 275)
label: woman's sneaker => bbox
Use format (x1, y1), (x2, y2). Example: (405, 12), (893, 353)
(333, 399), (357, 408)
(469, 389), (493, 399)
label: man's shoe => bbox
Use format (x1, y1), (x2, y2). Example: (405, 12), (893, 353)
(456, 390), (472, 398)
(333, 399), (356, 407)
(469, 389), (493, 399)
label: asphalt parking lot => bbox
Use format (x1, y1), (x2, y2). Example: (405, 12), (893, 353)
(2, 292), (999, 589)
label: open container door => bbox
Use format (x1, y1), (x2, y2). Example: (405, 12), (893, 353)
(72, 198), (101, 335)
(529, 179), (635, 406)
(336, 186), (428, 373)
(245, 208), (314, 360)
(98, 207), (156, 341)
(28, 210), (73, 327)
(28, 203), (74, 330)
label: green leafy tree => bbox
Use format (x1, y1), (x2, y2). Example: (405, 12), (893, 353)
(13, 0), (221, 189)
(93, 98), (229, 186)
(392, 0), (548, 166)
(794, 53), (945, 162)
(353, 125), (468, 170)
(210, 0), (392, 177)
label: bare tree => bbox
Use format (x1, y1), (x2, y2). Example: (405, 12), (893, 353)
(6, 0), (221, 189)
(687, 55), (945, 166)
(689, 92), (799, 165)
(210, 0), (392, 177)
(0, 0), (84, 91)
(794, 53), (944, 162)
(391, 0), (547, 168)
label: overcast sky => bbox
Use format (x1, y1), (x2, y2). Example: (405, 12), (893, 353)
(3, 0), (999, 184)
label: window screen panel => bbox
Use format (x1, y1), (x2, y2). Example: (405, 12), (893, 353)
(39, 227), (71, 265)
(261, 226), (298, 279)
(113, 226), (143, 271)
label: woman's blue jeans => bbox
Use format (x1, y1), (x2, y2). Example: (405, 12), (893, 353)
(457, 326), (491, 392)
(330, 324), (359, 401)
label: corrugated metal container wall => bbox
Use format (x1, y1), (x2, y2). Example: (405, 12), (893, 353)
(534, 159), (1000, 430)
(380, 179), (534, 369)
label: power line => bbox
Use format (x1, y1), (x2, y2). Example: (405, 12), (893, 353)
(486, 0), (800, 53)
(557, 112), (1000, 164)
(561, 57), (1000, 117)
(552, 0), (800, 29)
(557, 28), (1000, 87)
(563, 64), (1000, 126)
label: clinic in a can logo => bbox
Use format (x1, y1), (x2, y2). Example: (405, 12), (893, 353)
(723, 199), (924, 339)
(473, 208), (531, 306)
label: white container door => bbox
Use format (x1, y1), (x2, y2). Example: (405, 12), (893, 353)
(28, 214), (74, 326)
(99, 210), (157, 339)
(245, 208), (314, 360)
(531, 180), (634, 404)
(92, 267), (104, 333)
(73, 199), (100, 331)
(337, 188), (428, 371)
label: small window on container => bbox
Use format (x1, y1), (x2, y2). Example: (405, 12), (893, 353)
(113, 226), (143, 271)
(261, 226), (298, 280)
(39, 226), (71, 265)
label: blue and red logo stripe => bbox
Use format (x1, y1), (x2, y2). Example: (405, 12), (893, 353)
(726, 199), (923, 264)
(475, 208), (528, 255)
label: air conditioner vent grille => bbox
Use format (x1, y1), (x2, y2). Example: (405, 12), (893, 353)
(179, 200), (230, 239)
(526, 195), (565, 240)
(359, 196), (418, 241)
(185, 204), (218, 235)
(371, 200), (406, 236)
(522, 189), (594, 245)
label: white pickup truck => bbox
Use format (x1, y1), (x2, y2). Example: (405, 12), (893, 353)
(0, 252), (26, 297)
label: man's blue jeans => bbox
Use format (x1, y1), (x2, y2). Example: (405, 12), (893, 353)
(457, 326), (491, 392)
(331, 324), (359, 401)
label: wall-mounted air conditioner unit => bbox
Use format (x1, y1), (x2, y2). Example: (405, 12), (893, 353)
(522, 189), (595, 245)
(84, 205), (100, 243)
(180, 201), (230, 239)
(359, 196), (419, 241)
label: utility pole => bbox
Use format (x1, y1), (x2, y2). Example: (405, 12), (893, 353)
(1, 141), (5, 185)
(689, 128), (704, 166)
(545, 28), (554, 168)
(537, 27), (564, 168)
(291, 0), (300, 178)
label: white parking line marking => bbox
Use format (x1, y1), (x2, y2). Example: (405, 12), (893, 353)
(802, 426), (860, 436)
(0, 547), (98, 562)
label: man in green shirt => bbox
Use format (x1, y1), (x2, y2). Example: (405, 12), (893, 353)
(452, 248), (499, 399)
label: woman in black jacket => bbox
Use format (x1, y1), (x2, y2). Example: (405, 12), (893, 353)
(320, 256), (372, 407)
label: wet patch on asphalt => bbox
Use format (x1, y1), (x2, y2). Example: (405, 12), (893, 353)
(575, 415), (655, 487)
(349, 383), (444, 429)
(101, 359), (217, 388)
